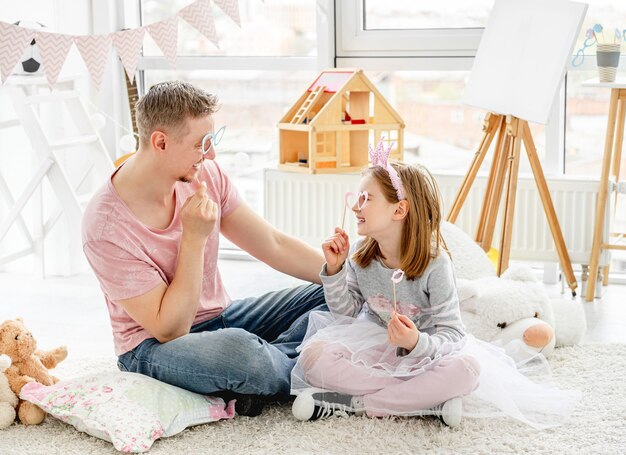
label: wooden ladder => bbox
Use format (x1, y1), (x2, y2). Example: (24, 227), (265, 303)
(0, 77), (114, 275)
(291, 85), (325, 124)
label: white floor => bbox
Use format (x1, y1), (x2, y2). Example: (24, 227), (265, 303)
(1, 259), (624, 362)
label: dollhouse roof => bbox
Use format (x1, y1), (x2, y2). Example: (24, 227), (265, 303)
(280, 69), (405, 127)
(307, 71), (354, 93)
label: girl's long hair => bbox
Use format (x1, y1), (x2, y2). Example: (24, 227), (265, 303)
(352, 162), (446, 280)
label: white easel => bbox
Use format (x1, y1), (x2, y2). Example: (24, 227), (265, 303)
(460, 0), (586, 296)
(0, 75), (114, 276)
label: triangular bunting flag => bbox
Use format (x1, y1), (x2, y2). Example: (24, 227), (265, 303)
(36, 31), (74, 87)
(0, 0), (239, 89)
(111, 28), (146, 84)
(213, 0), (241, 27)
(0, 22), (35, 83)
(146, 16), (178, 68)
(178, 0), (219, 48)
(75, 34), (111, 91)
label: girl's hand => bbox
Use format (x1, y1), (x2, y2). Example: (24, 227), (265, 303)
(322, 227), (350, 276)
(387, 313), (420, 352)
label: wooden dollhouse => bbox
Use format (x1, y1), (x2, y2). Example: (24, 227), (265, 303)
(277, 69), (405, 173)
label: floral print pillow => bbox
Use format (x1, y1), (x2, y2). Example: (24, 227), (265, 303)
(20, 371), (235, 453)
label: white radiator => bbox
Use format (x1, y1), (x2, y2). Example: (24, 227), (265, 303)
(264, 169), (610, 266)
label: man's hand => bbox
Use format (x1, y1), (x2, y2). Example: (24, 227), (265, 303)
(322, 227), (350, 276)
(387, 312), (419, 352)
(180, 181), (217, 243)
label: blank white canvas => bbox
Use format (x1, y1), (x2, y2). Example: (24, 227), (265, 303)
(463, 0), (587, 125)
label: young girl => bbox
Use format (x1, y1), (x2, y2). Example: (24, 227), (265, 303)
(291, 142), (580, 429)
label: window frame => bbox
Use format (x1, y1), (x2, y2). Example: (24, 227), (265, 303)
(107, 0), (626, 274)
(336, 0), (567, 175)
(109, 0), (626, 180)
(128, 0), (333, 74)
(123, 0), (626, 179)
(337, 0), (483, 58)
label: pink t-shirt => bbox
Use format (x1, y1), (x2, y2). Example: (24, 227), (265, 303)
(82, 160), (242, 355)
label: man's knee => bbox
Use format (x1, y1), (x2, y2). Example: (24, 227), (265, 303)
(213, 328), (294, 395)
(212, 328), (264, 361)
(297, 284), (327, 309)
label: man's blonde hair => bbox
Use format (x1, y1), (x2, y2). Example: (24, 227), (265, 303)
(135, 81), (219, 146)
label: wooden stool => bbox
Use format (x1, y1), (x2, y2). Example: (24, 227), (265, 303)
(584, 80), (626, 301)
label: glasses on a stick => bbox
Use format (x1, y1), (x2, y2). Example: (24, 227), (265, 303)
(201, 126), (226, 156)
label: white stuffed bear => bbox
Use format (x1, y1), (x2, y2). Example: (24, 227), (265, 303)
(441, 221), (586, 362)
(0, 354), (18, 429)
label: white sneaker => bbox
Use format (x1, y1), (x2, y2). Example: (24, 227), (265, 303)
(292, 389), (317, 421)
(433, 396), (463, 428)
(292, 388), (354, 421)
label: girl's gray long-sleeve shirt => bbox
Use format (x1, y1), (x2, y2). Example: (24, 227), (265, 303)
(320, 245), (466, 360)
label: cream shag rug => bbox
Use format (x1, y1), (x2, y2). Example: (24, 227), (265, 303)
(1, 344), (624, 455)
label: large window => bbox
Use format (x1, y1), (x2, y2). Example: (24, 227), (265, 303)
(128, 0), (322, 220)
(131, 0), (626, 275)
(565, 71), (612, 177)
(337, 0), (625, 278)
(336, 1), (553, 175)
(364, 0), (495, 30)
(338, 0), (626, 177)
(565, 1), (626, 177)
(564, 2), (626, 275)
(141, 0), (316, 57)
(357, 71), (546, 175)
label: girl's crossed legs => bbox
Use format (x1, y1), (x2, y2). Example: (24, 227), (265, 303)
(302, 342), (480, 417)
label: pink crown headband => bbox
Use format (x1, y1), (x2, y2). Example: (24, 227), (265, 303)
(368, 139), (406, 201)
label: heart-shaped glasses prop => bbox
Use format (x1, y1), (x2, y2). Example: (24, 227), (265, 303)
(201, 125), (226, 156)
(342, 191), (368, 230)
(391, 269), (405, 314)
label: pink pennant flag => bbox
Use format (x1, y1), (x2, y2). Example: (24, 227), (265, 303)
(111, 28), (145, 84)
(0, 22), (35, 83)
(75, 34), (111, 91)
(36, 31), (74, 87)
(213, 0), (241, 27)
(178, 0), (219, 48)
(146, 17), (178, 68)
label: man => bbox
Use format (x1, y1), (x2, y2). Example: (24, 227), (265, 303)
(82, 81), (326, 416)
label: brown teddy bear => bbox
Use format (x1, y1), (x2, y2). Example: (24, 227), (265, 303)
(0, 318), (67, 425)
(0, 354), (18, 428)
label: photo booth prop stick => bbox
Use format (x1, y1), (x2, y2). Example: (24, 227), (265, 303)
(342, 192), (355, 231)
(453, 0), (587, 296)
(572, 24), (626, 66)
(594, 24), (604, 42)
(572, 28), (598, 66)
(342, 191), (367, 231)
(391, 269), (404, 314)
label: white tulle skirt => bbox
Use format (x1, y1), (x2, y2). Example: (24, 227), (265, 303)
(291, 311), (581, 429)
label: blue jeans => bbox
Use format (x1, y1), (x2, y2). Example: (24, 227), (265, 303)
(117, 284), (326, 399)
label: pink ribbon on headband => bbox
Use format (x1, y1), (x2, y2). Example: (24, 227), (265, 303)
(368, 139), (406, 201)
